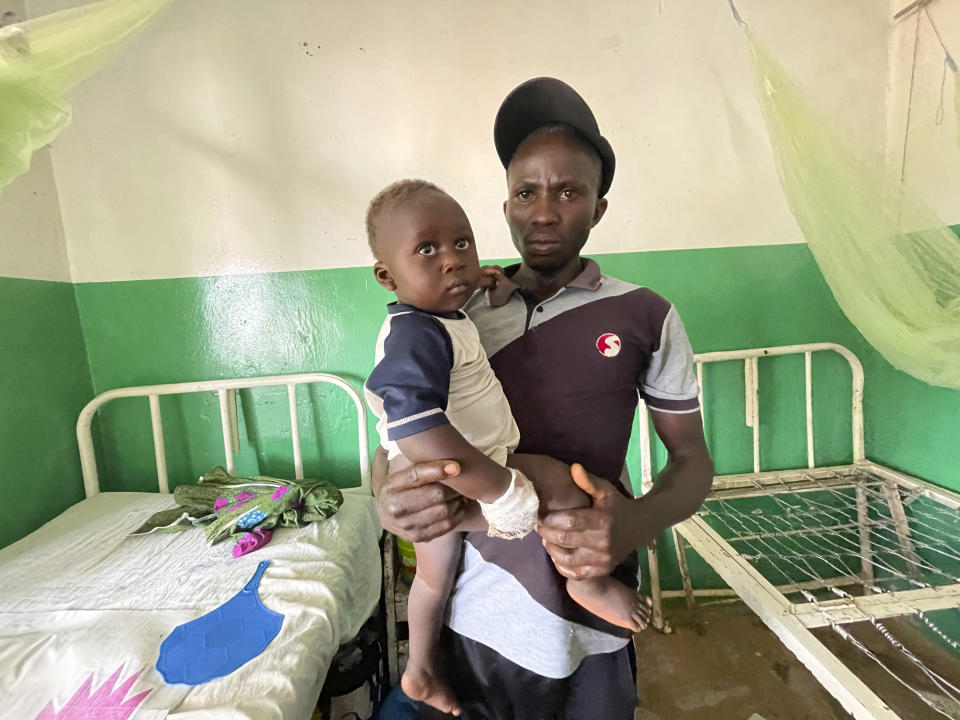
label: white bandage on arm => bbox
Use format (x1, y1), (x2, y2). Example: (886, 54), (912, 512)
(478, 468), (540, 539)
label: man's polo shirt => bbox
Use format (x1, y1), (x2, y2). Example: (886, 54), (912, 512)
(446, 258), (700, 679)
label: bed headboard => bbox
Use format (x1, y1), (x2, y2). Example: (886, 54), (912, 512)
(76, 373), (371, 498)
(637, 342), (865, 492)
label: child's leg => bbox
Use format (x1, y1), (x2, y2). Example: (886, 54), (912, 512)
(505, 452), (590, 513)
(402, 531), (462, 716)
(509, 454), (653, 632)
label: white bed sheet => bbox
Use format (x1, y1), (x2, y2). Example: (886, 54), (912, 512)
(0, 491), (382, 720)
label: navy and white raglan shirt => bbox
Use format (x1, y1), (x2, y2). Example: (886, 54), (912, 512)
(364, 303), (520, 465)
(445, 258), (701, 685)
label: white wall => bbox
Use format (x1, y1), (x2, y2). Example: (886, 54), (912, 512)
(887, 0), (960, 221)
(0, 0), (71, 282)
(29, 0), (890, 282)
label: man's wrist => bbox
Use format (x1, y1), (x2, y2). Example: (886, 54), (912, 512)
(628, 494), (663, 549)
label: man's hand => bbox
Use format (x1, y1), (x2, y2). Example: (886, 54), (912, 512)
(374, 455), (468, 542)
(538, 464), (639, 580)
(539, 411), (713, 580)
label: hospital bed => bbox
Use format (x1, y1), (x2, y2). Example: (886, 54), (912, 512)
(642, 343), (960, 720)
(0, 373), (383, 720)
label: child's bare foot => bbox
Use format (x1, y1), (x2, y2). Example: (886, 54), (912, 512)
(567, 576), (653, 632)
(401, 662), (461, 716)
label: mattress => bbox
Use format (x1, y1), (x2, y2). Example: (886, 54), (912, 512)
(0, 490), (382, 720)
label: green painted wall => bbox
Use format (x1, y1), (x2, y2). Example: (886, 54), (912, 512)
(6, 243), (956, 646)
(604, 246), (959, 494)
(860, 354), (958, 489)
(69, 242), (960, 639)
(73, 268), (390, 491)
(7, 242), (956, 572)
(70, 243), (959, 499)
(1, 277), (93, 547)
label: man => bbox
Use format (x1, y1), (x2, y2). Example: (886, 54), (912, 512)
(375, 77), (714, 719)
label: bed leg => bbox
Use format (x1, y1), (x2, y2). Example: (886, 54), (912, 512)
(882, 479), (923, 580)
(673, 527), (704, 634)
(855, 480), (875, 592)
(632, 633), (644, 720)
(646, 541), (669, 633)
(383, 533), (400, 687)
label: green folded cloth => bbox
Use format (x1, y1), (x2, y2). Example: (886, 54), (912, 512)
(132, 466), (343, 544)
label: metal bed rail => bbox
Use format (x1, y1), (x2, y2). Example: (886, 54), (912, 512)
(637, 342), (865, 493)
(76, 373), (371, 497)
(636, 342), (960, 720)
(638, 342), (866, 632)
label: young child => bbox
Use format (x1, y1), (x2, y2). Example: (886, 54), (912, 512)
(363, 179), (650, 716)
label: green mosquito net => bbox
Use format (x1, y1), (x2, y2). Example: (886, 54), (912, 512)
(739, 25), (960, 390)
(0, 0), (169, 192)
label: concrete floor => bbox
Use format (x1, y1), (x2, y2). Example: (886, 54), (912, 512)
(634, 600), (960, 720)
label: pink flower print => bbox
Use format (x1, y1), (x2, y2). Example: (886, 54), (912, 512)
(232, 528), (273, 558)
(236, 492), (256, 501)
(271, 485), (290, 501)
(35, 666), (151, 720)
(228, 502), (246, 512)
(213, 497), (229, 511)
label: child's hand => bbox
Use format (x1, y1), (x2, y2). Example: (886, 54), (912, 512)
(478, 265), (505, 291)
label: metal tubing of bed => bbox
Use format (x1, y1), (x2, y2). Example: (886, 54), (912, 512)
(148, 395), (170, 494)
(637, 400), (661, 630)
(882, 480), (924, 581)
(790, 583), (960, 628)
(693, 343), (865, 464)
(660, 573), (865, 599)
(746, 357), (760, 473)
(227, 389), (240, 453)
(645, 344), (868, 638)
(855, 480), (875, 592)
(805, 351), (814, 469)
(646, 544), (665, 630)
(288, 384), (305, 480)
(77, 373), (372, 496)
(674, 530), (697, 613)
(638, 399), (653, 493)
(675, 515), (903, 720)
(637, 344), (950, 720)
(867, 462), (960, 511)
(217, 389), (236, 474)
(696, 362), (705, 436)
(710, 466), (870, 492)
(635, 343), (864, 488)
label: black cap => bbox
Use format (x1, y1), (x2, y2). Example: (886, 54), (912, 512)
(494, 77), (615, 197)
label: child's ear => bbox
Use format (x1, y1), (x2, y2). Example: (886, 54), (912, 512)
(373, 262), (397, 291)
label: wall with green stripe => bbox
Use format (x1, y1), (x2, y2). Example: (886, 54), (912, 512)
(73, 267), (389, 492)
(4, 243), (958, 557)
(69, 243), (959, 498)
(0, 277), (92, 548)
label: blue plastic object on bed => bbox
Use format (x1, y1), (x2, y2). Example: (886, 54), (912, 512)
(156, 560), (283, 685)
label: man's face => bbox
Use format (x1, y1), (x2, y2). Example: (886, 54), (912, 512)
(504, 132), (607, 273)
(373, 191), (482, 313)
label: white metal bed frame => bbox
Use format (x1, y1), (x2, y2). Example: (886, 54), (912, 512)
(640, 342), (960, 720)
(76, 373), (371, 496)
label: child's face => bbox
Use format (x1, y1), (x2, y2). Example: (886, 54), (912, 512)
(373, 192), (482, 313)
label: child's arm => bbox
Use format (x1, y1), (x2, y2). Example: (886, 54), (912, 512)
(397, 425), (510, 504)
(367, 312), (532, 534)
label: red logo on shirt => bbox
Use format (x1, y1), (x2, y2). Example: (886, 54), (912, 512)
(596, 333), (621, 357)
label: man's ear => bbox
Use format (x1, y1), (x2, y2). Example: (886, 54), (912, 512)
(591, 196), (608, 228)
(503, 199), (508, 217)
(373, 262), (397, 291)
